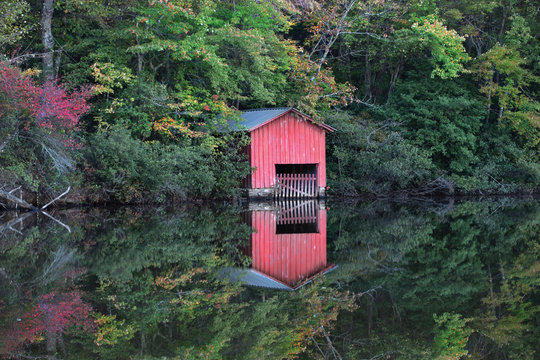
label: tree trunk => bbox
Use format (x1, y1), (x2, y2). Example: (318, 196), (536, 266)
(46, 329), (57, 358)
(367, 297), (373, 337)
(41, 0), (55, 81)
(485, 88), (492, 122)
(387, 59), (401, 99)
(140, 333), (146, 355)
(364, 51), (372, 100)
(0, 188), (37, 210)
(54, 48), (62, 77)
(136, 35), (143, 75)
(58, 334), (66, 357)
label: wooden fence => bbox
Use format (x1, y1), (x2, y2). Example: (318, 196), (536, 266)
(275, 174), (317, 198)
(276, 200), (318, 225)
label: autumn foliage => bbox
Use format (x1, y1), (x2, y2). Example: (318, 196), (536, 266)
(0, 291), (95, 355)
(0, 63), (91, 145)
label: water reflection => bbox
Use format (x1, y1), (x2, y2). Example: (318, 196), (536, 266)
(0, 199), (538, 359)
(226, 200), (336, 290)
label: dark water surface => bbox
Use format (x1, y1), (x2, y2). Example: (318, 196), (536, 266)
(1, 198), (538, 359)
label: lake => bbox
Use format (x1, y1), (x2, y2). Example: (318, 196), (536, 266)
(1, 198), (538, 359)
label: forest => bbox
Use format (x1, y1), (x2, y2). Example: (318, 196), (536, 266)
(0, 0), (539, 203)
(0, 2), (539, 359)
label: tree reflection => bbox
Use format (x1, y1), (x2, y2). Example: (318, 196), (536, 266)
(0, 199), (538, 359)
(0, 211), (94, 357)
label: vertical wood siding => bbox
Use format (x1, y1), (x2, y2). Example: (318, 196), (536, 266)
(249, 112), (327, 189)
(250, 207), (328, 287)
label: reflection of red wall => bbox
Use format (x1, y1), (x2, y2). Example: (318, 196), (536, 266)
(250, 209), (328, 287)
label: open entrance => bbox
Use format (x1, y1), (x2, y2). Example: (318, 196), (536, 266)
(275, 164), (317, 198)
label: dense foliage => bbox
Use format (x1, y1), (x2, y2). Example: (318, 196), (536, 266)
(0, 0), (539, 201)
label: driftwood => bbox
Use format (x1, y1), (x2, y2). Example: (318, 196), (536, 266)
(0, 209), (71, 236)
(0, 188), (37, 210)
(0, 186), (72, 234)
(0, 186), (70, 211)
(0, 212), (34, 234)
(41, 186), (71, 210)
(41, 211), (71, 233)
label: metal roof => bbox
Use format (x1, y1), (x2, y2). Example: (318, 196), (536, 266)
(220, 264), (338, 291)
(229, 107), (336, 132)
(239, 108), (293, 130)
(221, 268), (294, 290)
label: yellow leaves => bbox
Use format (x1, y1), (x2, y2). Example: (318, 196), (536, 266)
(152, 116), (204, 138)
(288, 52), (355, 114)
(91, 62), (135, 95)
(155, 274), (180, 290)
(93, 314), (136, 346)
(94, 314), (114, 326)
(92, 84), (112, 95)
(21, 68), (41, 78)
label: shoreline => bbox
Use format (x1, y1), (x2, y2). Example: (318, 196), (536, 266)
(1, 190), (538, 212)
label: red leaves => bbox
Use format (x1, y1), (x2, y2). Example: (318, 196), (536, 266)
(0, 64), (40, 118)
(0, 63), (92, 146)
(36, 82), (92, 130)
(0, 291), (95, 354)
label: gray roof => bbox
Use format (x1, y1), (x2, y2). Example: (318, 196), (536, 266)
(221, 268), (294, 290)
(237, 108), (293, 130)
(219, 265), (338, 291)
(229, 107), (336, 132)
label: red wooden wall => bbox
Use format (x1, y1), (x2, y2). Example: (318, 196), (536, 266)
(249, 112), (327, 189)
(249, 208), (328, 288)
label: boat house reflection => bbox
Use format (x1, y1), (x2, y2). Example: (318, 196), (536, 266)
(227, 200), (336, 290)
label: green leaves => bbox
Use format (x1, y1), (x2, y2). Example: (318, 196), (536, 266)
(472, 43), (540, 150)
(0, 0), (31, 50)
(387, 76), (484, 175)
(411, 16), (470, 79)
(129, 0), (294, 109)
(432, 313), (472, 359)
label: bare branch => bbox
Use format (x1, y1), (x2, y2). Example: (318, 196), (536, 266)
(320, 325), (343, 360)
(8, 186), (22, 195)
(341, 31), (390, 41)
(41, 186), (70, 210)
(41, 211), (71, 233)
(0, 128), (19, 153)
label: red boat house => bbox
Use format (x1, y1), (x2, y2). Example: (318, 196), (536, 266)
(233, 108), (335, 199)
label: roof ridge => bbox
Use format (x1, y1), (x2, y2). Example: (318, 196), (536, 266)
(242, 107), (292, 113)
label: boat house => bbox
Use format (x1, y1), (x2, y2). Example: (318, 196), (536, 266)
(224, 200), (336, 291)
(233, 108), (335, 199)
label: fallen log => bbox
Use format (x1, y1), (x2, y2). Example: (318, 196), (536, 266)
(0, 188), (37, 210)
(0, 212), (34, 234)
(0, 186), (72, 235)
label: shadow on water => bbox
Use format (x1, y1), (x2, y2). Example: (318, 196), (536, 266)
(0, 198), (538, 359)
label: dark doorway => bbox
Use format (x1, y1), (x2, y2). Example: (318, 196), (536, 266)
(275, 164), (317, 176)
(276, 222), (318, 234)
(275, 164), (317, 198)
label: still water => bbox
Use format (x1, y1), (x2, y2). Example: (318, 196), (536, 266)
(1, 198), (538, 359)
